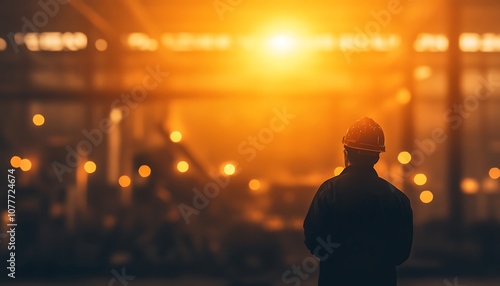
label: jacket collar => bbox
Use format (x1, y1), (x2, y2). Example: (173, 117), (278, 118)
(340, 164), (378, 177)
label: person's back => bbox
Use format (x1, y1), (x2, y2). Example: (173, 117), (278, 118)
(303, 117), (413, 286)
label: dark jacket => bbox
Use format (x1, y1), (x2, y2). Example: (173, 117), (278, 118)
(303, 164), (413, 286)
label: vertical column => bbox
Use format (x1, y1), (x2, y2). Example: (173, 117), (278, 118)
(447, 0), (464, 236)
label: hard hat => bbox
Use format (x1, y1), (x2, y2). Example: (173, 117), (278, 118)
(342, 117), (386, 153)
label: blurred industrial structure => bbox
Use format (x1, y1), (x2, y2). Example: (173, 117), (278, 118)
(0, 0), (500, 283)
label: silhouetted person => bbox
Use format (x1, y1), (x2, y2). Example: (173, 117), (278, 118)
(304, 117), (413, 286)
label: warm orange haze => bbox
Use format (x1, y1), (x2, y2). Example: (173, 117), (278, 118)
(0, 0), (499, 285)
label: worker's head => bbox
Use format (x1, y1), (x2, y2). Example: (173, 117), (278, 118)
(342, 117), (385, 167)
(344, 146), (380, 166)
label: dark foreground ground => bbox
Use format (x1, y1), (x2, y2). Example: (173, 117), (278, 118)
(2, 277), (500, 286)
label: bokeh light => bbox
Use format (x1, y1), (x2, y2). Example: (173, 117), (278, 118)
(264, 217), (285, 231)
(489, 167), (500, 179)
(398, 151), (412, 164)
(95, 39), (108, 51)
(118, 175), (131, 187)
(223, 163), (236, 176)
(32, 114), (45, 126)
(420, 190), (434, 203)
(414, 65), (433, 80)
(110, 108), (122, 123)
(177, 161), (189, 173)
(245, 209), (265, 223)
(20, 159), (32, 171)
(396, 88), (411, 105)
(249, 179), (261, 191)
(170, 131), (182, 143)
(461, 178), (479, 194)
(268, 34), (297, 53)
(460, 33), (481, 52)
(0, 38), (6, 51)
(138, 165), (151, 177)
(414, 173), (427, 185)
(10, 156), (21, 168)
(83, 161), (96, 174)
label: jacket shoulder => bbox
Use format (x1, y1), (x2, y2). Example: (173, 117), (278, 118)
(378, 178), (412, 208)
(317, 175), (342, 192)
(379, 178), (404, 194)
